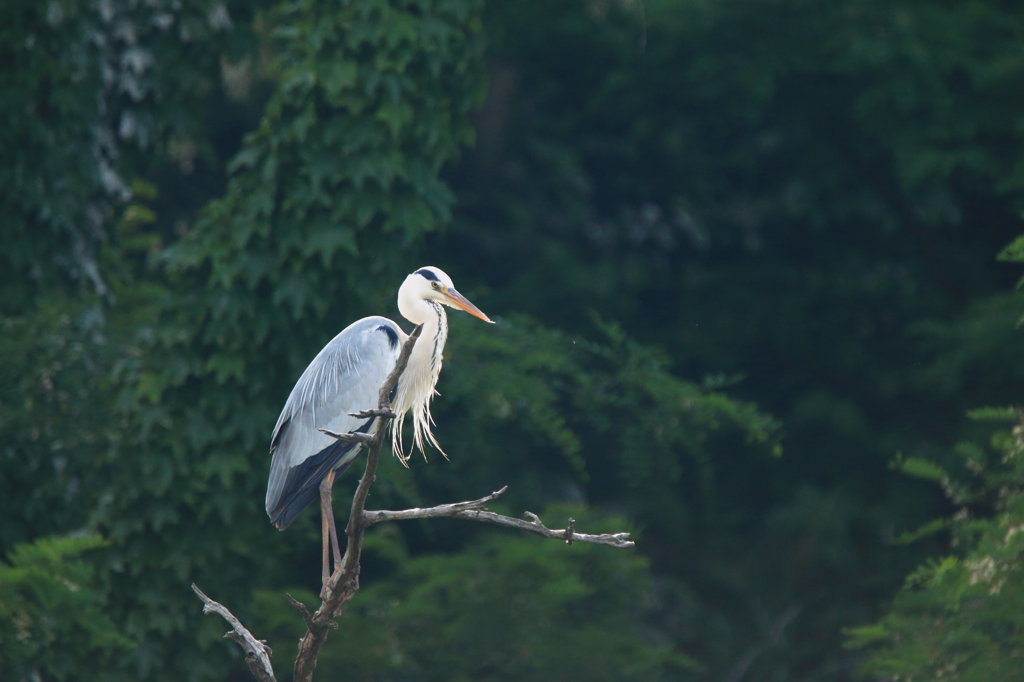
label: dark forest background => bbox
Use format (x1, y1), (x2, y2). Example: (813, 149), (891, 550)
(3, 1), (1024, 680)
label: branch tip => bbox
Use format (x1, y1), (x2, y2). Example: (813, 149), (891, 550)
(349, 408), (396, 419)
(191, 582), (276, 682)
(318, 428), (375, 445)
(286, 593), (314, 628)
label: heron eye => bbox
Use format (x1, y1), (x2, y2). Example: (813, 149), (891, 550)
(431, 282), (440, 290)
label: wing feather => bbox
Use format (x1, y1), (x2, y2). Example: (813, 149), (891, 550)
(265, 316), (403, 528)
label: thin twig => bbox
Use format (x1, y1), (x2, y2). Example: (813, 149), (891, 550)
(318, 429), (375, 445)
(349, 408), (396, 419)
(363, 486), (509, 523)
(191, 583), (276, 682)
(448, 509), (632, 548)
(451, 509), (631, 547)
(291, 324), (423, 682)
(364, 488), (634, 549)
(286, 593), (314, 630)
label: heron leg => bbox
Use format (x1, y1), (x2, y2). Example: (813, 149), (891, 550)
(325, 472), (343, 571)
(319, 469), (343, 596)
(319, 480), (330, 589)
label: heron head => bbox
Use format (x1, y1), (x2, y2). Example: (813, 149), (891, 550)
(398, 266), (493, 324)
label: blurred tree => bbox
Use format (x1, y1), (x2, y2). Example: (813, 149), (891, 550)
(434, 0), (1024, 676)
(0, 0), (263, 534)
(846, 237), (1024, 678)
(94, 0), (488, 678)
(1, 5), (260, 680)
(89, 1), (781, 677)
(0, 0), (251, 311)
(238, 314), (777, 679)
(848, 407), (1024, 680)
(3, 0), (1023, 680)
(254, 508), (698, 681)
(0, 534), (131, 679)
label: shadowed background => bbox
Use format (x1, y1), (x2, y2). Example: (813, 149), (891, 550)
(2, 1), (1023, 680)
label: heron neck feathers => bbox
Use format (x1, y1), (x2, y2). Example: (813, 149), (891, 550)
(390, 300), (448, 461)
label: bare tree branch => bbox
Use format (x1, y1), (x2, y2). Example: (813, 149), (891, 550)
(286, 592), (315, 629)
(362, 486), (508, 522)
(363, 488), (635, 549)
(445, 509), (632, 548)
(291, 324), (423, 682)
(191, 583), (276, 682)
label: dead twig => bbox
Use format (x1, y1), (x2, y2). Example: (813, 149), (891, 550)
(363, 489), (633, 549)
(191, 583), (276, 682)
(349, 408), (396, 419)
(318, 429), (375, 445)
(286, 593), (315, 630)
(362, 486), (508, 523)
(453, 509), (632, 548)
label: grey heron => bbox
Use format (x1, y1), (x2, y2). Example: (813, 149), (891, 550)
(265, 266), (492, 585)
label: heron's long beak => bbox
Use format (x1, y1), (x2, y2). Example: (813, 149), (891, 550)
(442, 287), (493, 323)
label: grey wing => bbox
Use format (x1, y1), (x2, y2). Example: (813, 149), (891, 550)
(265, 316), (403, 529)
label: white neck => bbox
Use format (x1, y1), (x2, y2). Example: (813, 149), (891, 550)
(410, 300), (447, 382)
(390, 300), (448, 459)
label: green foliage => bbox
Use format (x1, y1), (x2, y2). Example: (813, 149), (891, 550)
(379, 316), (781, 677)
(0, 301), (116, 550)
(0, 0), (252, 312)
(0, 0), (107, 309)
(434, 316), (779, 538)
(90, 1), (488, 678)
(998, 234), (1024, 263)
(911, 290), (1024, 406)
(171, 0), (485, 298)
(849, 409), (1024, 680)
(4, 0), (1024, 679)
(894, 455), (947, 484)
(0, 534), (131, 680)
(255, 509), (696, 681)
(443, 1), (1024, 675)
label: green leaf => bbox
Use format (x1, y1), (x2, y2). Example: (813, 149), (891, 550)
(997, 234), (1024, 263)
(893, 455), (947, 482)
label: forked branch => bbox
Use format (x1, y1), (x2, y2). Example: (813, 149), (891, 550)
(192, 326), (424, 682)
(291, 323), (424, 682)
(192, 322), (635, 682)
(191, 583), (276, 682)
